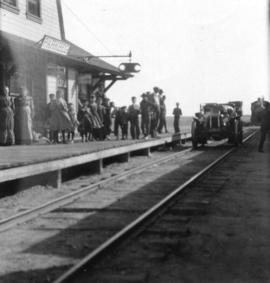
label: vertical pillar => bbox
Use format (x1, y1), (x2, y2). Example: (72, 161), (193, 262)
(98, 159), (103, 174)
(125, 152), (130, 162)
(144, 147), (151, 157)
(56, 169), (62, 189)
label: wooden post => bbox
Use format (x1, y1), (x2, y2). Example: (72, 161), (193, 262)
(145, 147), (151, 157)
(56, 169), (62, 189)
(125, 152), (130, 162)
(98, 159), (103, 174)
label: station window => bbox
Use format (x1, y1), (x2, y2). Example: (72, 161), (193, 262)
(0, 0), (19, 14)
(26, 0), (42, 23)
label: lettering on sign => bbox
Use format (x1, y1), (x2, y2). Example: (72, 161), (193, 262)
(78, 74), (92, 84)
(41, 36), (70, 56)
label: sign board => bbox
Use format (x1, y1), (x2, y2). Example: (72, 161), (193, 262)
(41, 36), (70, 56)
(78, 74), (92, 84)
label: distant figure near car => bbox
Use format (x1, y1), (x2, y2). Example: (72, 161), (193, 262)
(258, 101), (270, 152)
(173, 102), (182, 134)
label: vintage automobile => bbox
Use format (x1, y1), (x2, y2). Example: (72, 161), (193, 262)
(191, 101), (243, 149)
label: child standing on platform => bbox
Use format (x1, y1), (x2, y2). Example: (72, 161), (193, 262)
(121, 106), (129, 140)
(67, 103), (79, 143)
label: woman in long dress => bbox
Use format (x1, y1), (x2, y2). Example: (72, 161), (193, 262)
(50, 89), (72, 143)
(89, 94), (103, 140)
(14, 87), (34, 145)
(0, 86), (15, 146)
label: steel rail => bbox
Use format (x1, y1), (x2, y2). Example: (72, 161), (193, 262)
(53, 131), (256, 283)
(0, 147), (192, 232)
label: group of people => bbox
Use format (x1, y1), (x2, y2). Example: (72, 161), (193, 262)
(45, 89), (113, 143)
(45, 86), (183, 143)
(0, 83), (183, 146)
(0, 85), (34, 146)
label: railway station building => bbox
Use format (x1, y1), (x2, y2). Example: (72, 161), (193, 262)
(0, 0), (129, 132)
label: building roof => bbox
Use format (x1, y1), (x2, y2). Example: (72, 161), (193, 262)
(65, 39), (122, 75)
(0, 31), (128, 78)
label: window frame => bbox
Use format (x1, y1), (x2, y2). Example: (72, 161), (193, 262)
(0, 0), (19, 14)
(26, 0), (42, 24)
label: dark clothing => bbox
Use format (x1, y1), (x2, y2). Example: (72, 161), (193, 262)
(150, 111), (159, 138)
(67, 131), (75, 140)
(114, 109), (128, 139)
(103, 106), (112, 136)
(0, 95), (15, 146)
(173, 107), (182, 133)
(140, 100), (150, 137)
(130, 119), (140, 139)
(77, 106), (93, 141)
(148, 95), (159, 138)
(141, 113), (151, 137)
(89, 102), (104, 140)
(89, 103), (103, 129)
(96, 104), (107, 140)
(128, 104), (140, 139)
(258, 105), (270, 151)
(50, 98), (72, 132)
(121, 123), (128, 139)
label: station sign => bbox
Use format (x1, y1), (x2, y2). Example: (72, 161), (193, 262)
(41, 36), (70, 56)
(78, 74), (92, 84)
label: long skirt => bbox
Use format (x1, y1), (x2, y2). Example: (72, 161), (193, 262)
(0, 106), (15, 146)
(78, 113), (93, 135)
(50, 110), (72, 132)
(14, 106), (33, 145)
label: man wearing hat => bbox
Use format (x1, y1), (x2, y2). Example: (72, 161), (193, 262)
(149, 87), (160, 138)
(128, 96), (140, 139)
(258, 101), (270, 152)
(140, 93), (150, 139)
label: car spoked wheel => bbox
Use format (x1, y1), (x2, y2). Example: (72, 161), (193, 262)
(191, 120), (199, 149)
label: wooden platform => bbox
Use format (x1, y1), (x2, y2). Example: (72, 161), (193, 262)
(0, 133), (190, 187)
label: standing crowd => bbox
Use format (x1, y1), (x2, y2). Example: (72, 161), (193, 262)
(0, 84), (183, 146)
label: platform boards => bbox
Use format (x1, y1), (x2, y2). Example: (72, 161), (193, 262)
(0, 133), (190, 188)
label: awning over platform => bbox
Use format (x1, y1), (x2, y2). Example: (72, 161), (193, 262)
(0, 31), (130, 79)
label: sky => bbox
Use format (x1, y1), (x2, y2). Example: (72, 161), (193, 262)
(62, 0), (269, 115)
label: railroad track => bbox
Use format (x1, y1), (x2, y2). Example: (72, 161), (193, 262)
(0, 129), (256, 283)
(52, 131), (256, 283)
(0, 129), (252, 233)
(0, 145), (192, 232)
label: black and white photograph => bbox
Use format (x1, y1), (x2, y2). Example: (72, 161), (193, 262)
(0, 0), (269, 282)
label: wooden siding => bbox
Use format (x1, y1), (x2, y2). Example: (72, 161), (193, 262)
(0, 0), (62, 42)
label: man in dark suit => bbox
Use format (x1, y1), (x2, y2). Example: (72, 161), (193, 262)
(258, 101), (270, 152)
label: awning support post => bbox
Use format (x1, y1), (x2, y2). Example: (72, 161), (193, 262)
(104, 79), (116, 93)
